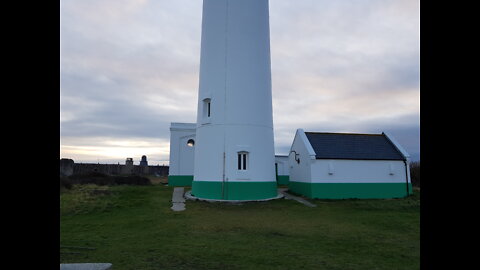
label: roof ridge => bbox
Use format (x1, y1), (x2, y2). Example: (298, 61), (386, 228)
(304, 131), (383, 136)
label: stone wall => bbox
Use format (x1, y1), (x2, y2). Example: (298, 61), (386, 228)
(60, 159), (169, 176)
(60, 158), (74, 176)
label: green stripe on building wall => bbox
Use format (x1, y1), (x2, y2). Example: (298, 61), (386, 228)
(192, 181), (278, 200)
(168, 175), (193, 186)
(276, 175), (289, 185)
(288, 181), (413, 199)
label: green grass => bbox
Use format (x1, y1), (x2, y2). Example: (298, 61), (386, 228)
(60, 184), (420, 270)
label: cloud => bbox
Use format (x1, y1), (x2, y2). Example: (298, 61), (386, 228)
(60, 0), (420, 163)
(60, 0), (202, 140)
(269, 0), (419, 158)
(60, 136), (170, 165)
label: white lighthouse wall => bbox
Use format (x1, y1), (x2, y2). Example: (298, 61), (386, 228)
(197, 0), (273, 127)
(224, 126), (275, 182)
(225, 0), (273, 127)
(196, 0), (227, 127)
(192, 125), (225, 181)
(194, 121), (275, 183)
(194, 0), (274, 182)
(192, 0), (277, 200)
(223, 0), (274, 183)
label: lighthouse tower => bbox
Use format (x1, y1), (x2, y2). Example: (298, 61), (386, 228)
(191, 0), (277, 200)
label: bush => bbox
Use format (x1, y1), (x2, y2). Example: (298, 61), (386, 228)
(70, 172), (109, 180)
(113, 175), (151, 186)
(69, 172), (114, 186)
(68, 173), (151, 186)
(410, 161), (420, 187)
(60, 176), (73, 190)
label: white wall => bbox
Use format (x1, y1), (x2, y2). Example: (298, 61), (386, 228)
(288, 129), (315, 183)
(169, 123), (196, 176)
(275, 155), (289, 175)
(194, 0), (275, 183)
(383, 132), (412, 183)
(310, 159), (409, 183)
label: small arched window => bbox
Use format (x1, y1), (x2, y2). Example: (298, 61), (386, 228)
(237, 151), (248, 170)
(187, 139), (195, 147)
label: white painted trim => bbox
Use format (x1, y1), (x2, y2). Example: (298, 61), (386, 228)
(405, 161), (412, 183)
(170, 122), (197, 132)
(235, 145), (251, 152)
(180, 134), (196, 140)
(200, 91), (212, 101)
(193, 179), (276, 182)
(291, 179), (408, 184)
(185, 190), (284, 203)
(296, 129), (316, 160)
(383, 132), (410, 159)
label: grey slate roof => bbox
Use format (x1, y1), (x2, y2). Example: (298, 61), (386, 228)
(304, 132), (405, 160)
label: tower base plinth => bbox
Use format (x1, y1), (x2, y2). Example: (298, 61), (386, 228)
(191, 180), (279, 201)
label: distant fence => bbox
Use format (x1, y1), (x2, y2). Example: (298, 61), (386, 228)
(60, 159), (169, 177)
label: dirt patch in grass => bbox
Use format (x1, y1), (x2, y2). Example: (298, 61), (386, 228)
(60, 185), (118, 215)
(146, 175), (168, 185)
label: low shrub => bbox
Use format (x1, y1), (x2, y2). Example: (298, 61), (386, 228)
(113, 175), (151, 186)
(68, 173), (151, 186)
(69, 172), (113, 185)
(60, 176), (73, 190)
(69, 172), (109, 180)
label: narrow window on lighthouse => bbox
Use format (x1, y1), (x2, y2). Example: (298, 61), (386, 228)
(237, 152), (248, 170)
(203, 98), (211, 118)
(207, 101), (211, 117)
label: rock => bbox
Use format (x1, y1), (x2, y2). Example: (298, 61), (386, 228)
(60, 263), (112, 270)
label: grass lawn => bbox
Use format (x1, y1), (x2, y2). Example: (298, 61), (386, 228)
(60, 183), (420, 270)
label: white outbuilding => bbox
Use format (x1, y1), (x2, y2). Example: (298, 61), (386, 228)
(166, 0), (414, 201)
(168, 123), (196, 186)
(288, 129), (412, 199)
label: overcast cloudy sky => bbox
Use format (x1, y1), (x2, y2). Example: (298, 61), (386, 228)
(60, 0), (420, 165)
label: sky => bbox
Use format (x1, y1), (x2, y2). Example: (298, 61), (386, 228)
(60, 0), (420, 166)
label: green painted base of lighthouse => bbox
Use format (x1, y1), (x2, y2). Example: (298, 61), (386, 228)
(168, 175), (193, 186)
(191, 181), (278, 201)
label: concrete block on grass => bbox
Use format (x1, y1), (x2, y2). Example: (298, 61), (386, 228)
(60, 263), (112, 270)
